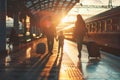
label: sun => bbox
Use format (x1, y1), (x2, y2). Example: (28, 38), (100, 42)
(61, 17), (68, 23)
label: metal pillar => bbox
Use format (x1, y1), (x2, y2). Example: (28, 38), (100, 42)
(21, 19), (24, 34)
(13, 12), (19, 34)
(0, 0), (6, 54)
(30, 17), (34, 35)
(23, 17), (27, 36)
(21, 17), (26, 36)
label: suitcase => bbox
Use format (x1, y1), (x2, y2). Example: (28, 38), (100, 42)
(86, 41), (101, 59)
(36, 43), (46, 54)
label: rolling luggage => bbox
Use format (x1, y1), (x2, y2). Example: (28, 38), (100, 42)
(86, 41), (101, 59)
(36, 43), (46, 54)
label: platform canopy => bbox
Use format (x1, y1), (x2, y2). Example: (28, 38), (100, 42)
(7, 0), (79, 20)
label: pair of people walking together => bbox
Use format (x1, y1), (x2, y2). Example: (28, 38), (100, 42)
(41, 14), (86, 58)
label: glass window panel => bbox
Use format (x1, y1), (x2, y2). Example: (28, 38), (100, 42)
(26, 1), (32, 7)
(33, 0), (39, 4)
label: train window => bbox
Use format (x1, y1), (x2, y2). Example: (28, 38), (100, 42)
(112, 17), (120, 32)
(104, 20), (107, 32)
(117, 24), (120, 32)
(91, 23), (95, 32)
(86, 23), (90, 32)
(113, 24), (119, 32)
(101, 20), (106, 32)
(93, 22), (97, 32)
(89, 23), (92, 32)
(118, 17), (120, 32)
(97, 21), (102, 32)
(91, 22), (96, 32)
(112, 17), (118, 32)
(106, 19), (112, 32)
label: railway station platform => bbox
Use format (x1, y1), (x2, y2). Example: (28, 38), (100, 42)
(0, 38), (120, 80)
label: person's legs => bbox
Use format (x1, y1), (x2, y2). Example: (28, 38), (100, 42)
(61, 43), (64, 53)
(58, 43), (60, 53)
(77, 43), (82, 58)
(49, 38), (54, 53)
(47, 38), (51, 53)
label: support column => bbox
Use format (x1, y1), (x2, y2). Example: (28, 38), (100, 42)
(21, 16), (27, 36)
(30, 17), (34, 36)
(13, 12), (19, 34)
(21, 18), (26, 35)
(24, 17), (27, 36)
(0, 0), (6, 54)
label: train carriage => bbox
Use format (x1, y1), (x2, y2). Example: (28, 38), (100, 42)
(63, 6), (120, 56)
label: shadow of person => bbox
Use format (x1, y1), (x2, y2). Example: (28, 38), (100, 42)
(18, 52), (52, 80)
(47, 52), (64, 80)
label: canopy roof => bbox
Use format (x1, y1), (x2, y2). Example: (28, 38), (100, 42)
(7, 0), (79, 19)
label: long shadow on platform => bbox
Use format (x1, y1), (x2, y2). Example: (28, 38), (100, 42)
(14, 52), (51, 80)
(47, 52), (64, 80)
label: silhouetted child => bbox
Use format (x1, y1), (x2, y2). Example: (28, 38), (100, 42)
(58, 31), (65, 53)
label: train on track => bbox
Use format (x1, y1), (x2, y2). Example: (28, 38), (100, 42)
(63, 6), (120, 56)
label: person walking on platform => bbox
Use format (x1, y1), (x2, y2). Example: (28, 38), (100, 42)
(58, 31), (65, 54)
(73, 14), (87, 58)
(42, 17), (56, 54)
(46, 26), (56, 54)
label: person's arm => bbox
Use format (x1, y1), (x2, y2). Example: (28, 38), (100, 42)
(56, 34), (58, 41)
(54, 27), (57, 38)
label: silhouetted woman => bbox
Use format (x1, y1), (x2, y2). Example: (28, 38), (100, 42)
(73, 14), (87, 58)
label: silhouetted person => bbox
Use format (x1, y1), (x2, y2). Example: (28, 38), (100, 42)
(73, 14), (87, 58)
(42, 17), (56, 54)
(58, 31), (65, 53)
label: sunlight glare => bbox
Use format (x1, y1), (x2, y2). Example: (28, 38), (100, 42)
(61, 17), (68, 23)
(61, 16), (76, 23)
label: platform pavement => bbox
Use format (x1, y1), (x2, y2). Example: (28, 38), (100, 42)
(0, 38), (83, 80)
(64, 40), (120, 80)
(1, 37), (120, 80)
